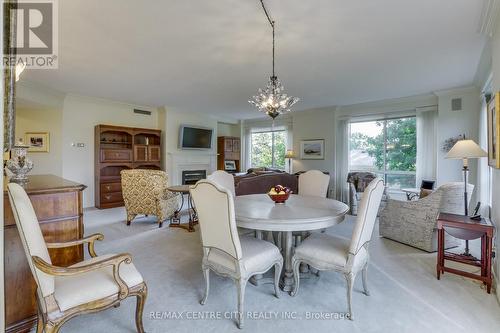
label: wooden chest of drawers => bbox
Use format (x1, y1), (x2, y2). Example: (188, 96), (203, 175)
(4, 175), (86, 333)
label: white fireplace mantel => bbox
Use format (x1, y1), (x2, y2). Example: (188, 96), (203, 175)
(167, 152), (217, 185)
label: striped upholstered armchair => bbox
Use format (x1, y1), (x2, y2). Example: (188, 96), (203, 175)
(121, 169), (180, 227)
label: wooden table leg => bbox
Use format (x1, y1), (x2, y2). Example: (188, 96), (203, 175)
(486, 234), (492, 294)
(481, 234), (486, 284)
(437, 227), (443, 280)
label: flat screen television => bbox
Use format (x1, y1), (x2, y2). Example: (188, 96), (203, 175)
(179, 125), (213, 149)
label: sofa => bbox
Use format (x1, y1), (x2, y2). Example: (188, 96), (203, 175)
(379, 182), (474, 252)
(235, 172), (299, 196)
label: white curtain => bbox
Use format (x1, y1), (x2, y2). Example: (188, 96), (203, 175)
(478, 93), (492, 213)
(416, 107), (438, 187)
(335, 118), (350, 203)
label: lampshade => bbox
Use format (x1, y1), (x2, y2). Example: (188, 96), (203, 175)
(285, 149), (295, 159)
(445, 139), (487, 159)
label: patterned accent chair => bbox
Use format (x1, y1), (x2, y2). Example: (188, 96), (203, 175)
(121, 169), (180, 228)
(347, 172), (385, 215)
(379, 182), (474, 252)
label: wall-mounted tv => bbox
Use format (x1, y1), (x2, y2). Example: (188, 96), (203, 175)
(179, 125), (213, 149)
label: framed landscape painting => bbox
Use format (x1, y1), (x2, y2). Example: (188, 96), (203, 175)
(300, 139), (324, 160)
(25, 132), (50, 152)
(487, 92), (500, 169)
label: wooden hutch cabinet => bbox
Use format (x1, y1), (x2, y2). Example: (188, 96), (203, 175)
(217, 136), (241, 173)
(94, 125), (162, 208)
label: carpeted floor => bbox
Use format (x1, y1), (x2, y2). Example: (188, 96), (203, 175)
(55, 207), (500, 333)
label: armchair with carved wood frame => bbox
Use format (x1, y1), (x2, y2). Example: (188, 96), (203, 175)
(7, 183), (147, 333)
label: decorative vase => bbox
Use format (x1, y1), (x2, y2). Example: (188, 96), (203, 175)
(6, 140), (33, 183)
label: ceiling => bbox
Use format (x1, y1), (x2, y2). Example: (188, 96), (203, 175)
(22, 0), (488, 120)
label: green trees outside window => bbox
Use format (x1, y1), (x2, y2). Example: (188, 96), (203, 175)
(349, 117), (417, 189)
(251, 130), (286, 170)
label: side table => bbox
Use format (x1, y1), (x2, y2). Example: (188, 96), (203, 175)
(436, 212), (494, 293)
(167, 185), (198, 232)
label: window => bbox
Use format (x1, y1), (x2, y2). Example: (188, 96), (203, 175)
(250, 130), (286, 169)
(349, 117), (416, 189)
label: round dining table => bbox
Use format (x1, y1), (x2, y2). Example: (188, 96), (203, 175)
(234, 193), (349, 292)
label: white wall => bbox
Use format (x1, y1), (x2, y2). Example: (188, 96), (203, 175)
(15, 107), (63, 176)
(292, 108), (335, 179)
(217, 122), (240, 137)
(435, 87), (481, 190)
(161, 108), (218, 180)
(61, 94), (160, 207)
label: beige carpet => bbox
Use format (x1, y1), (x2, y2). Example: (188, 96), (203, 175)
(54, 207), (500, 333)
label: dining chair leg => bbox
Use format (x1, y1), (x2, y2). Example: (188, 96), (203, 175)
(290, 259), (301, 297)
(36, 309), (43, 333)
(135, 284), (148, 333)
(344, 272), (355, 321)
(274, 261), (283, 298)
(236, 278), (247, 329)
(44, 323), (59, 333)
(200, 268), (210, 305)
(362, 263), (370, 296)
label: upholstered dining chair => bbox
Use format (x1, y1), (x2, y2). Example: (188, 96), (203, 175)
(7, 183), (148, 333)
(298, 170), (330, 197)
(121, 169), (179, 227)
(190, 180), (283, 329)
(291, 178), (385, 320)
(207, 170), (236, 197)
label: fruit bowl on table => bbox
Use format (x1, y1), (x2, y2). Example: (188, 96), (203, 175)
(268, 185), (292, 204)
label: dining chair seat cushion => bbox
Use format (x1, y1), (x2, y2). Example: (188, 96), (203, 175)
(54, 254), (144, 311)
(294, 233), (367, 271)
(207, 236), (281, 276)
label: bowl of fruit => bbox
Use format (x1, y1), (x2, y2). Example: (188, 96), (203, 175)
(268, 185), (292, 204)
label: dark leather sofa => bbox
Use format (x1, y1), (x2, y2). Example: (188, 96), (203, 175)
(234, 172), (298, 196)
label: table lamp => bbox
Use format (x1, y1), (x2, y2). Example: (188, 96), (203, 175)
(285, 149), (295, 173)
(445, 138), (487, 255)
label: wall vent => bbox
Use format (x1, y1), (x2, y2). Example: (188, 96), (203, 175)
(134, 109), (152, 116)
(451, 98), (462, 112)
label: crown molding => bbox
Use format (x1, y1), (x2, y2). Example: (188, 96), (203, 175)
(478, 0), (500, 37)
(433, 85), (478, 97)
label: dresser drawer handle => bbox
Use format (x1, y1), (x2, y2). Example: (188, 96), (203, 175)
(104, 195), (111, 200)
(105, 185), (111, 191)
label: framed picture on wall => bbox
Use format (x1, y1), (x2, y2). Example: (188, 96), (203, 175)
(300, 139), (325, 160)
(224, 160), (236, 171)
(25, 132), (50, 152)
(487, 92), (500, 169)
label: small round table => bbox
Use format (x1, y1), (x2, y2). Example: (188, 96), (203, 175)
(235, 194), (349, 292)
(402, 187), (420, 201)
(167, 185), (198, 232)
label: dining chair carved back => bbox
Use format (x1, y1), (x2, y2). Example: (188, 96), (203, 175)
(8, 183), (148, 333)
(298, 170), (330, 197)
(190, 180), (283, 329)
(207, 170), (236, 197)
(291, 178), (385, 320)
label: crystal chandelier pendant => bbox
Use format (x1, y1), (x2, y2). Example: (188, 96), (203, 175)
(249, 76), (300, 119)
(249, 1), (300, 119)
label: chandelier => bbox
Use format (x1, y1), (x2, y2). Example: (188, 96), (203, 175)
(249, 0), (300, 119)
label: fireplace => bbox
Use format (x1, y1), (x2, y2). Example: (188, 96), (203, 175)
(182, 170), (207, 185)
